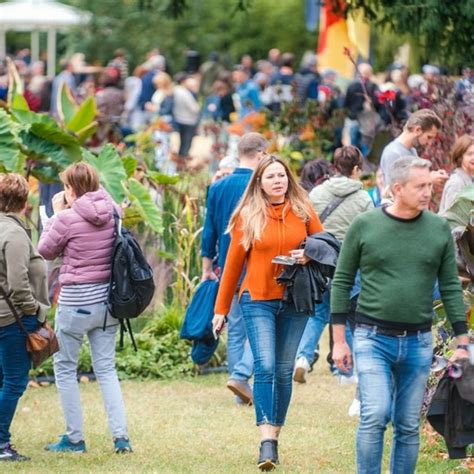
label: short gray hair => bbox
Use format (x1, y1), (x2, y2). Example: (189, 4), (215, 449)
(388, 156), (431, 188)
(237, 133), (268, 158)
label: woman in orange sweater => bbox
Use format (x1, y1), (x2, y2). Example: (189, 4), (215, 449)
(213, 155), (323, 470)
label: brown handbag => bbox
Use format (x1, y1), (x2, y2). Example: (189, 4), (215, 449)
(0, 287), (59, 368)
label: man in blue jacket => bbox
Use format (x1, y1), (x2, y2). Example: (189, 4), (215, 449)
(201, 133), (268, 404)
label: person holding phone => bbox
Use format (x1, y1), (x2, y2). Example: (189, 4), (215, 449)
(37, 162), (131, 454)
(213, 155), (323, 471)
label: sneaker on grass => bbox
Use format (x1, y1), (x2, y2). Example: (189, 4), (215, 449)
(348, 398), (361, 417)
(114, 437), (132, 453)
(45, 435), (86, 453)
(0, 443), (30, 462)
(293, 356), (311, 383)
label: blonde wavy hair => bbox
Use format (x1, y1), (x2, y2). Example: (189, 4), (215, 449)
(228, 155), (313, 250)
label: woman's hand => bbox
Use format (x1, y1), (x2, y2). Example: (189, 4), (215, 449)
(289, 249), (310, 265)
(212, 314), (227, 335)
(52, 191), (68, 214)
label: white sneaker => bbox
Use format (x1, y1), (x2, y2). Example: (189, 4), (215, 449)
(348, 398), (361, 417)
(293, 357), (311, 383)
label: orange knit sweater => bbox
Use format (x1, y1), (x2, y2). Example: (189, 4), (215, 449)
(214, 201), (323, 315)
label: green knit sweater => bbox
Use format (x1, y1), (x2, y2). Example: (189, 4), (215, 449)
(331, 207), (467, 335)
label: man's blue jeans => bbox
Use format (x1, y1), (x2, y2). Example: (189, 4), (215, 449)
(0, 316), (38, 444)
(240, 292), (309, 426)
(227, 294), (254, 381)
(353, 326), (432, 474)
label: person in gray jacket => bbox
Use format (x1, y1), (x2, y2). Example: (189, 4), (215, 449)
(0, 173), (50, 462)
(294, 146), (373, 385)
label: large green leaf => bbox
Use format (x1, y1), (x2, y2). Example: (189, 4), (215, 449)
(127, 178), (163, 234)
(19, 131), (81, 170)
(146, 171), (180, 185)
(442, 186), (474, 230)
(0, 109), (24, 172)
(75, 122), (98, 144)
(83, 145), (127, 203)
(12, 109), (80, 148)
(122, 155), (138, 178)
(12, 93), (30, 111)
(66, 96), (97, 133)
(58, 82), (78, 125)
(31, 164), (60, 183)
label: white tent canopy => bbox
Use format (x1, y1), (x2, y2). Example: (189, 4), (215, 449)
(0, 0), (91, 76)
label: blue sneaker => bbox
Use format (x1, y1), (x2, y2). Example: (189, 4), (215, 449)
(114, 437), (132, 453)
(45, 435), (86, 453)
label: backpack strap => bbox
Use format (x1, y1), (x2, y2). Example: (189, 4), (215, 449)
(319, 189), (359, 223)
(118, 319), (137, 352)
(105, 209), (122, 331)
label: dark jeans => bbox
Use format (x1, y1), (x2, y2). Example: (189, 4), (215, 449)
(0, 316), (38, 444)
(240, 292), (309, 426)
(176, 122), (197, 157)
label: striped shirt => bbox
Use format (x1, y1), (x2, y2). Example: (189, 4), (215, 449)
(58, 282), (109, 306)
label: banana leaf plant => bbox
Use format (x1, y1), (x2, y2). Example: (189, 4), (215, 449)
(0, 61), (176, 234)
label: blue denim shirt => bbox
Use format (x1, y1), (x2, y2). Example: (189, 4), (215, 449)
(201, 168), (253, 271)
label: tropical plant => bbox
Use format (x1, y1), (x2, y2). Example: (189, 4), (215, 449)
(0, 63), (165, 233)
(160, 173), (207, 309)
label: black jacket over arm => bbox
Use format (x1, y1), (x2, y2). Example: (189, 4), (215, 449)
(277, 232), (340, 315)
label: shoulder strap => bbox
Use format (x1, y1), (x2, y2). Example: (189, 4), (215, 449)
(105, 208), (121, 329)
(319, 189), (359, 223)
(0, 286), (29, 336)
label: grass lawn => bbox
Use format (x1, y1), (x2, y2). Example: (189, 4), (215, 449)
(8, 357), (471, 473)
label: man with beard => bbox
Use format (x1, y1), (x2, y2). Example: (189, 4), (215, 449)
(380, 109), (448, 188)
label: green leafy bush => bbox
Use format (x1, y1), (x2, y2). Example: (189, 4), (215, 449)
(30, 305), (194, 380)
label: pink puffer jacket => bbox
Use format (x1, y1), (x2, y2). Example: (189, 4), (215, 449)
(38, 187), (119, 285)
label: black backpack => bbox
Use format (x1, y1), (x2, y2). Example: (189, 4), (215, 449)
(107, 210), (155, 349)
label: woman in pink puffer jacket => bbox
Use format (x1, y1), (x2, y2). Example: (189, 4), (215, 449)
(38, 162), (132, 455)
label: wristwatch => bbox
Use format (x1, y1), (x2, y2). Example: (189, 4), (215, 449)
(456, 344), (469, 351)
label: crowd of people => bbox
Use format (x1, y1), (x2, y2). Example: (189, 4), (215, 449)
(0, 45), (473, 472)
(205, 125), (472, 471)
(1, 46), (472, 173)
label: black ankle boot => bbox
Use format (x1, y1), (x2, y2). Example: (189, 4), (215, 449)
(273, 439), (279, 465)
(258, 439), (277, 471)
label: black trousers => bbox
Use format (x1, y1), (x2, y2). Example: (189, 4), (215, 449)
(176, 123), (197, 157)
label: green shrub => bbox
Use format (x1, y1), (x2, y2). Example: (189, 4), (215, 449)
(30, 305), (195, 380)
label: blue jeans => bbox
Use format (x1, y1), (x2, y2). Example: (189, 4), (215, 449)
(0, 316), (39, 444)
(353, 326), (433, 474)
(240, 292), (309, 426)
(227, 295), (253, 381)
(297, 290), (353, 363)
(347, 119), (370, 157)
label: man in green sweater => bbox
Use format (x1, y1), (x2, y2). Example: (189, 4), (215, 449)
(331, 156), (469, 474)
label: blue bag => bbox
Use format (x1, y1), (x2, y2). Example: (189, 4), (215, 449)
(180, 279), (219, 340)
